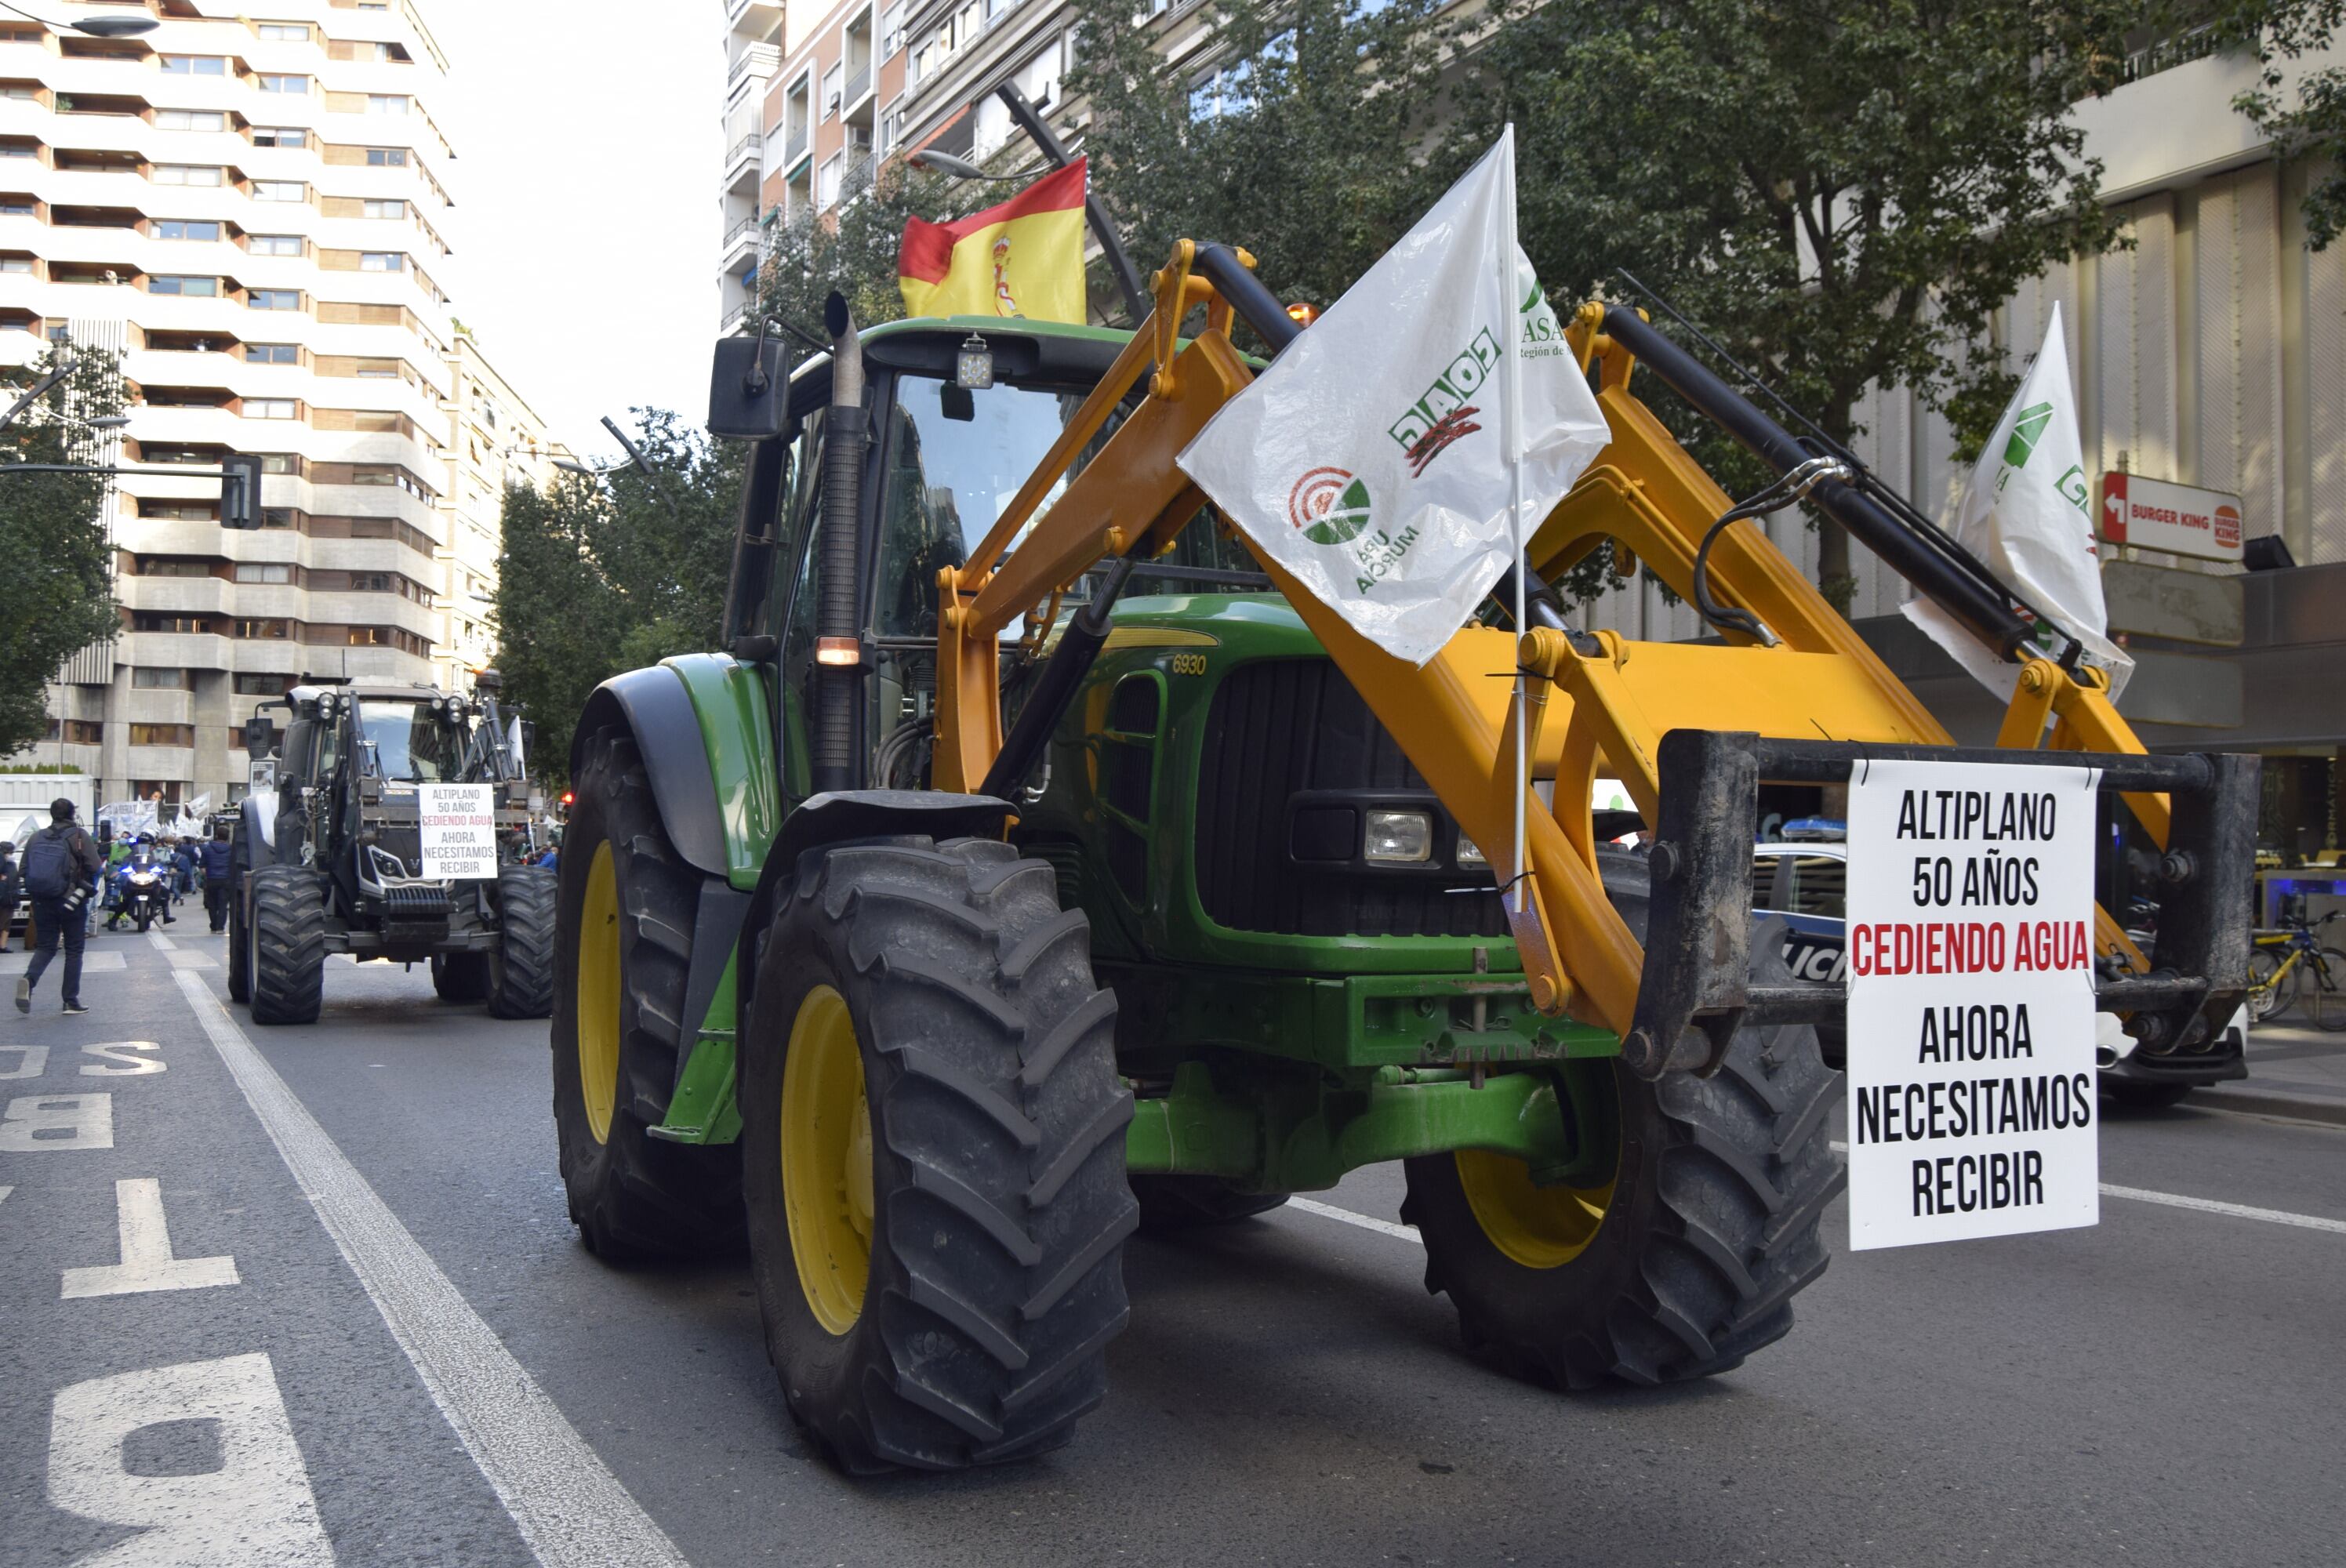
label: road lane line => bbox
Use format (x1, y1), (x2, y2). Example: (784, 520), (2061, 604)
(1287, 1196), (1422, 1245)
(171, 968), (691, 1568)
(147, 932), (175, 951)
(61, 1177), (239, 1298)
(1826, 1141), (2346, 1235)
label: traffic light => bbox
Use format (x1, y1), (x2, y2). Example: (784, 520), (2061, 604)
(220, 452), (263, 530)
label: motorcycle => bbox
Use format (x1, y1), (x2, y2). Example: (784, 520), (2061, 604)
(115, 858), (168, 934)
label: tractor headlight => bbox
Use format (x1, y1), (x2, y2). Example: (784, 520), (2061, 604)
(1364, 809), (1433, 864)
(1455, 835), (1487, 867)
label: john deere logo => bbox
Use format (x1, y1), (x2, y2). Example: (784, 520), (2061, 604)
(1288, 466), (1373, 545)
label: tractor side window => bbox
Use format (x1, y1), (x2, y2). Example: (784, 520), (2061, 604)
(773, 412), (828, 801)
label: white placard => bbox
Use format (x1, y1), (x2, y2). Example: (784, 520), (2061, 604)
(1844, 759), (2101, 1250)
(417, 783), (497, 881)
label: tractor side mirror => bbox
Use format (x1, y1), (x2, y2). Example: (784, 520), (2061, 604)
(707, 336), (787, 441)
(242, 713), (278, 758)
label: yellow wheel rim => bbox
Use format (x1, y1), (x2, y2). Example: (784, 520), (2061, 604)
(1454, 1082), (1620, 1270)
(575, 840), (621, 1145)
(780, 985), (873, 1336)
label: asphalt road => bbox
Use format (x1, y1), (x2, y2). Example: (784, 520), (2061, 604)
(5, 918), (2344, 1567)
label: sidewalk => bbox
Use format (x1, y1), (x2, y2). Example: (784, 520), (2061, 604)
(2188, 1022), (2346, 1127)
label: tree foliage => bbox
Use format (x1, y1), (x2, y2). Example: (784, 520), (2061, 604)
(0, 337), (125, 757)
(2206, 0), (2346, 249)
(1451, 0), (2131, 609)
(493, 412), (742, 786)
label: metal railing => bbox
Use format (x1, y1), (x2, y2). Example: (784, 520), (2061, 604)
(2121, 24), (2225, 84)
(784, 127), (808, 165)
(721, 215), (757, 249)
(724, 133), (757, 171)
(844, 64), (871, 107)
(726, 43), (779, 89)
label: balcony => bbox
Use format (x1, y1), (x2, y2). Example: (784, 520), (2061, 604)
(727, 42), (781, 93)
(844, 65), (873, 117)
(783, 125), (809, 169)
(724, 132), (759, 195)
(728, 0), (784, 34)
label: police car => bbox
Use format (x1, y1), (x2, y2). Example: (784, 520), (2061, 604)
(1749, 819), (2245, 1104)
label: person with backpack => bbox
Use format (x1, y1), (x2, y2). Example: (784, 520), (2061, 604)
(201, 822), (234, 933)
(16, 797), (104, 1016)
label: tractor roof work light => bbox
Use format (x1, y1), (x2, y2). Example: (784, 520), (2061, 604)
(1285, 301), (1320, 328)
(955, 335), (994, 390)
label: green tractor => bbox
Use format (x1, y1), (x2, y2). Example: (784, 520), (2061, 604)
(549, 258), (2250, 1472)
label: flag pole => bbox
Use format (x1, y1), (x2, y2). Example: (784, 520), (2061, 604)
(1499, 125), (1528, 916)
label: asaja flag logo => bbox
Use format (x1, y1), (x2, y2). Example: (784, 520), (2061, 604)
(1288, 466), (1373, 545)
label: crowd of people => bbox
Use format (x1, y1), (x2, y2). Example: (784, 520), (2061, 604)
(9, 797), (238, 1016)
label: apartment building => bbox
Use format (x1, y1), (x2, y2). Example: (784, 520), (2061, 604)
(718, 0), (912, 332)
(0, 0), (553, 808)
(441, 329), (561, 697)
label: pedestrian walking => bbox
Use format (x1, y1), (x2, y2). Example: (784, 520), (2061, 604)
(0, 840), (18, 954)
(201, 822), (234, 933)
(16, 797), (103, 1016)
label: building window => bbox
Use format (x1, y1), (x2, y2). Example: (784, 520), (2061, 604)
(881, 1), (905, 55)
(140, 557), (211, 575)
(234, 673), (292, 695)
(149, 275), (219, 296)
(0, 256), (31, 274)
(139, 503), (216, 521)
(251, 180), (307, 202)
(138, 447), (212, 466)
(365, 147), (408, 167)
(0, 196), (32, 214)
(260, 506), (296, 528)
(58, 720), (104, 745)
(234, 562), (292, 583)
(256, 74), (307, 94)
(160, 56), (228, 75)
(248, 234), (303, 256)
(152, 220), (220, 241)
(245, 397), (298, 419)
(259, 452), (298, 473)
(245, 343), (297, 364)
(236, 619), (292, 640)
(361, 198), (404, 219)
(129, 724), (196, 748)
(358, 251), (402, 271)
(252, 126), (306, 147)
(256, 22), (310, 41)
(154, 109), (226, 132)
(365, 95), (409, 115)
(819, 154), (843, 209)
(878, 98), (904, 156)
(823, 64), (844, 118)
(133, 667), (191, 689)
(249, 289), (301, 310)
(153, 165), (225, 187)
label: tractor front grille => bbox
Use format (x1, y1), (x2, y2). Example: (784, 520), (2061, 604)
(381, 882), (451, 920)
(1193, 660), (1509, 939)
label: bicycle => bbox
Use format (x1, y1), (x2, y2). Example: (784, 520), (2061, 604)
(2246, 911), (2346, 1032)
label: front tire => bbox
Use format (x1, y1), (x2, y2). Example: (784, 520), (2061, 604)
(741, 837), (1135, 1473)
(247, 867), (328, 1026)
(1401, 849), (1843, 1388)
(550, 725), (741, 1259)
(488, 866), (557, 1019)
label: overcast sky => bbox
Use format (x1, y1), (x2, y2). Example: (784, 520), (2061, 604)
(429, 3), (721, 461)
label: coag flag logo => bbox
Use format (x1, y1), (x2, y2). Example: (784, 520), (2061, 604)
(1287, 467), (1373, 545)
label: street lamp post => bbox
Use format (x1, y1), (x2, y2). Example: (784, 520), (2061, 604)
(0, 1), (158, 35)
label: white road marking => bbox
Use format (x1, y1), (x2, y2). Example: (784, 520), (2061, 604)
(1826, 1142), (2346, 1235)
(0, 1094), (114, 1150)
(1287, 1196), (1422, 1245)
(48, 1352), (332, 1567)
(0, 951), (128, 975)
(2, 1044), (52, 1080)
(147, 931), (176, 952)
(146, 931), (214, 968)
(0, 1185), (13, 1206)
(172, 968), (691, 1568)
(82, 1041), (165, 1077)
(63, 1178), (239, 1298)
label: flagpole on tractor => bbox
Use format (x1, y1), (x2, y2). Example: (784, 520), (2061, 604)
(1499, 125), (1529, 916)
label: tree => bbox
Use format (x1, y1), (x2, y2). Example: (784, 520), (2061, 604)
(757, 159), (969, 334)
(493, 414), (743, 786)
(2206, 0), (2345, 249)
(1065, 0), (1451, 321)
(0, 337), (125, 757)
(1446, 0), (2133, 612)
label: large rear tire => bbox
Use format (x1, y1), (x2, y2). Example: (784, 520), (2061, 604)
(247, 866), (328, 1026)
(488, 866), (557, 1019)
(1401, 848), (1843, 1388)
(550, 725), (741, 1259)
(740, 837), (1135, 1473)
(432, 951), (490, 1003)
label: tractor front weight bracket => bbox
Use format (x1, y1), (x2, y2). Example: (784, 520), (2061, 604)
(1621, 730), (2259, 1082)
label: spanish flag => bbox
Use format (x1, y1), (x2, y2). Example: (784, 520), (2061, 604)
(899, 158), (1088, 324)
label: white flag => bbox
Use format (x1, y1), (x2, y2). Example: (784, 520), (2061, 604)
(1176, 129), (1611, 665)
(507, 714), (526, 775)
(1903, 305), (2132, 702)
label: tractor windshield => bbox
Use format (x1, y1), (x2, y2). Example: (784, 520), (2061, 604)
(876, 376), (1109, 637)
(358, 700), (457, 782)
